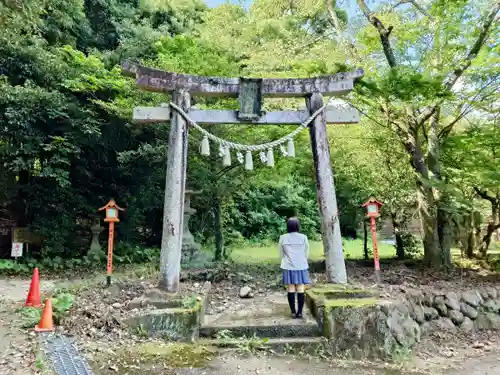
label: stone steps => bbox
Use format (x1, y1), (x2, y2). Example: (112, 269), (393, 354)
(199, 336), (325, 354)
(200, 317), (321, 339)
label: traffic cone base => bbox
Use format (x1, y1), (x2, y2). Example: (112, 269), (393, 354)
(25, 268), (42, 308)
(34, 299), (54, 333)
(34, 325), (54, 333)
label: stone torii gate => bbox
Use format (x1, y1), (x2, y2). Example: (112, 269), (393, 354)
(123, 62), (363, 292)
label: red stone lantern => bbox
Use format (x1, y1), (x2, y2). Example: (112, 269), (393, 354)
(362, 197), (383, 218)
(362, 198), (384, 284)
(98, 199), (124, 286)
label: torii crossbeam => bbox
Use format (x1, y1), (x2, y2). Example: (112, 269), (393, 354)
(123, 62), (364, 292)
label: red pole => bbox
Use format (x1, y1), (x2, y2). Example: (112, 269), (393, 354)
(370, 216), (381, 284)
(106, 222), (115, 286)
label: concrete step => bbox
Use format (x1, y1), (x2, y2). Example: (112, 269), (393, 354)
(199, 336), (325, 354)
(202, 294), (321, 339)
(200, 315), (321, 339)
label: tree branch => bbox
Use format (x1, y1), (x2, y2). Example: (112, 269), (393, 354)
(326, 0), (359, 60)
(474, 187), (497, 203)
(326, 0), (344, 31)
(415, 4), (500, 127)
(439, 75), (500, 138)
(356, 0), (397, 67)
(393, 0), (434, 20)
(443, 3), (500, 91)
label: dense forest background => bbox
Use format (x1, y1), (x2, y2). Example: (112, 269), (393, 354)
(0, 0), (498, 271)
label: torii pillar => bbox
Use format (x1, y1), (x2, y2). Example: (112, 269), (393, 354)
(123, 62), (363, 291)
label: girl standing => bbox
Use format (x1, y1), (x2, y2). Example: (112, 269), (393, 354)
(279, 217), (310, 318)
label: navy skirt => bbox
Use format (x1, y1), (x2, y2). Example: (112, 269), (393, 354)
(282, 269), (310, 285)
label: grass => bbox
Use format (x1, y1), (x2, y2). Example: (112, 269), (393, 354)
(230, 238), (396, 264)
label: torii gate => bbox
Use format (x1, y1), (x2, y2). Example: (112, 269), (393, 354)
(123, 62), (363, 292)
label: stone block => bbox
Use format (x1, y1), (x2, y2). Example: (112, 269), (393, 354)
(424, 307), (439, 321)
(462, 290), (482, 307)
(122, 282), (211, 341)
(474, 313), (500, 330)
(460, 302), (478, 319)
(305, 285), (420, 360)
(433, 296), (448, 317)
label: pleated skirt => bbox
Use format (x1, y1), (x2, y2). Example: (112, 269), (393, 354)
(282, 269), (310, 285)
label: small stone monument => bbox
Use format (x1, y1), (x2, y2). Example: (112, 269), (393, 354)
(88, 217), (105, 260)
(181, 190), (204, 266)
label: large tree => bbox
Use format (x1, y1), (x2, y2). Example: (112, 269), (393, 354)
(334, 0), (500, 268)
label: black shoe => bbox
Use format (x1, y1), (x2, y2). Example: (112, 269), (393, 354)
(291, 313), (298, 319)
(296, 313), (303, 319)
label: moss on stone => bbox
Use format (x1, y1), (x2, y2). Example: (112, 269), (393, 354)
(134, 342), (217, 367)
(123, 292), (207, 340)
(308, 284), (377, 299)
(324, 297), (379, 308)
(91, 342), (217, 374)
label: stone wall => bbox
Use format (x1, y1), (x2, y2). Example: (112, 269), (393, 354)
(306, 284), (500, 360)
(403, 287), (500, 333)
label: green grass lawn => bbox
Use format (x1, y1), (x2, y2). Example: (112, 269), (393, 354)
(230, 238), (397, 264)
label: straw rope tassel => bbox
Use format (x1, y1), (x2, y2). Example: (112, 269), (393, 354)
(266, 148), (275, 167)
(245, 151), (253, 170)
(222, 146), (231, 166)
(287, 138), (295, 157)
(200, 136), (210, 156)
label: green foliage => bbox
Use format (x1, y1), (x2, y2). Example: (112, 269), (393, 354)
(397, 233), (421, 259)
(20, 292), (75, 328)
(1, 0), (498, 274)
(0, 260), (31, 275)
(181, 295), (199, 309)
(214, 329), (270, 355)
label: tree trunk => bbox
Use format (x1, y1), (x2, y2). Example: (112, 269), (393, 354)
(213, 196), (224, 261)
(363, 219), (369, 260)
(392, 213), (404, 260)
(478, 223), (500, 257)
(406, 127), (441, 267)
(460, 213), (475, 258)
(437, 202), (452, 268)
(417, 183), (440, 266)
(465, 231), (475, 258)
(477, 201), (500, 256)
(473, 210), (482, 256)
(427, 107), (451, 268)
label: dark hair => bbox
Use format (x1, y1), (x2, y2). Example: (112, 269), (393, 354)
(287, 217), (300, 233)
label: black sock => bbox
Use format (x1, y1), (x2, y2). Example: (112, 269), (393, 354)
(287, 292), (296, 315)
(297, 293), (305, 316)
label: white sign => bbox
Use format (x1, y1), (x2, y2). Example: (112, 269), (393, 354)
(11, 242), (23, 258)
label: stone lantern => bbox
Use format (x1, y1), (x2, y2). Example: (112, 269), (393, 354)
(88, 216), (105, 260)
(181, 190), (203, 264)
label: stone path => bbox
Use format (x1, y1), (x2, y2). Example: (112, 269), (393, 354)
(202, 292), (319, 339)
(0, 278), (56, 302)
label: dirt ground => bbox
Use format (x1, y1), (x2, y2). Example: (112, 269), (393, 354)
(173, 352), (500, 375)
(3, 260), (500, 374)
(0, 278), (59, 375)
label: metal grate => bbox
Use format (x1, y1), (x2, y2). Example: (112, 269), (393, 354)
(40, 334), (94, 375)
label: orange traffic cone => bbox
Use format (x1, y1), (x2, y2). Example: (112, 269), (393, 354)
(35, 298), (54, 332)
(24, 268), (42, 308)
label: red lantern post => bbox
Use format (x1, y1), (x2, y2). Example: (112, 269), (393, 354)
(98, 199), (124, 286)
(362, 198), (383, 284)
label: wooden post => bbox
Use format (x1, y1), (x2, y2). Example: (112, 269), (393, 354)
(307, 93), (347, 284)
(159, 90), (190, 292)
(370, 216), (381, 284)
(106, 222), (114, 286)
